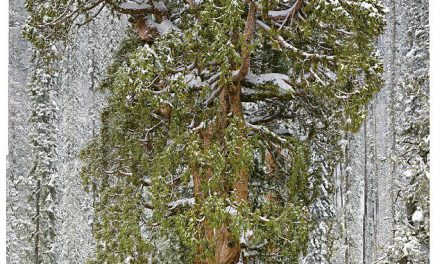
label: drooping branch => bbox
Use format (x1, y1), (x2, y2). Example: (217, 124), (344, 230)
(37, 0), (104, 28)
(75, 1), (107, 28)
(37, 0), (76, 27)
(35, 0), (171, 41)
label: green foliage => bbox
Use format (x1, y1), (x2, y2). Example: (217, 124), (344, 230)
(75, 0), (387, 262)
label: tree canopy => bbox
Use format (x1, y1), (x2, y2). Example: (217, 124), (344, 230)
(23, 0), (387, 263)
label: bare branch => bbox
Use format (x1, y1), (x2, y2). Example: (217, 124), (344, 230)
(37, 0), (104, 28)
(75, 1), (107, 28)
(203, 83), (221, 107)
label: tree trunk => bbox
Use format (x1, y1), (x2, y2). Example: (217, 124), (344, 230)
(193, 2), (256, 261)
(193, 82), (248, 264)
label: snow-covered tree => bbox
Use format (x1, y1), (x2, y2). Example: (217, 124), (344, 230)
(23, 50), (60, 264)
(22, 1), (65, 262)
(328, 0), (429, 263)
(7, 1), (34, 261)
(24, 0), (386, 263)
(55, 15), (127, 263)
(20, 1), (128, 263)
(381, 0), (429, 262)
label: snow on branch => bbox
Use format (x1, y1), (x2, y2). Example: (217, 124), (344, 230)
(167, 198), (195, 211)
(256, 20), (335, 61)
(268, 6), (294, 19)
(146, 17), (180, 34)
(267, 0), (304, 29)
(108, 0), (167, 16)
(246, 122), (288, 144)
(140, 179), (152, 186)
(245, 72), (293, 92)
(239, 72), (307, 102)
(119, 0), (152, 10)
(143, 198), (195, 211)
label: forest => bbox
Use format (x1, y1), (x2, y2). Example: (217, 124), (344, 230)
(7, 0), (429, 263)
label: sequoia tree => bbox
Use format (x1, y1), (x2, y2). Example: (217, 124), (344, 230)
(23, 0), (386, 263)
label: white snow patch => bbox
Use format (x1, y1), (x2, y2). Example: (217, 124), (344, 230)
(268, 7), (293, 18)
(147, 18), (180, 34)
(412, 207), (424, 223)
(403, 170), (412, 177)
(120, 1), (152, 10)
(152, 1), (167, 11)
(246, 73), (293, 92)
(225, 206), (238, 216)
(167, 198), (195, 210)
(184, 74), (205, 88)
(240, 229), (254, 246)
(125, 256), (133, 263)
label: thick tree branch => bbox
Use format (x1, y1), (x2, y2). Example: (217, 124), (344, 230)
(232, 1), (257, 83)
